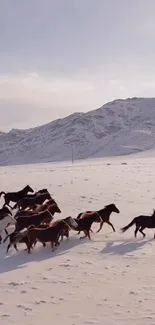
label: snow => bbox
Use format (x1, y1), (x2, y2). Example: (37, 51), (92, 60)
(0, 153), (155, 324)
(1, 97), (155, 166)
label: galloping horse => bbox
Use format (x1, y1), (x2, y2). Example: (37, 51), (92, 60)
(76, 203), (120, 234)
(0, 185), (34, 208)
(121, 209), (155, 238)
(13, 192), (51, 210)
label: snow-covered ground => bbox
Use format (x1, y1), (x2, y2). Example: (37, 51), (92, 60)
(0, 153), (155, 325)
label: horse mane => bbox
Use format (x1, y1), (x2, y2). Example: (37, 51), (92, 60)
(104, 203), (114, 208)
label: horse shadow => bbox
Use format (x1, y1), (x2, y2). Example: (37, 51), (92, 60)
(100, 238), (154, 256)
(0, 234), (86, 274)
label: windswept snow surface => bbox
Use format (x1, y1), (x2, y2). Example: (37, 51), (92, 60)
(0, 154), (155, 324)
(1, 97), (155, 166)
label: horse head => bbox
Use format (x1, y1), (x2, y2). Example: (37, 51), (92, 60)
(107, 203), (120, 214)
(65, 216), (78, 229)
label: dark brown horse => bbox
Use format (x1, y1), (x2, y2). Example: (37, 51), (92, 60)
(26, 220), (72, 253)
(32, 198), (58, 213)
(0, 185), (34, 208)
(14, 201), (60, 219)
(76, 204), (120, 234)
(3, 224), (50, 253)
(14, 209), (37, 219)
(15, 209), (54, 232)
(72, 213), (103, 240)
(121, 209), (155, 238)
(33, 217), (77, 248)
(47, 216), (78, 242)
(13, 192), (51, 210)
(47, 204), (61, 215)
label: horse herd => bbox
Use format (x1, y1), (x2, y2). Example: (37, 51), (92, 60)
(0, 185), (155, 255)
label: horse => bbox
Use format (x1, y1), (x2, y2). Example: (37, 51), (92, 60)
(76, 204), (120, 234)
(20, 206), (63, 249)
(72, 213), (103, 240)
(47, 204), (61, 215)
(14, 201), (60, 219)
(14, 209), (37, 219)
(13, 192), (51, 210)
(121, 209), (155, 238)
(20, 188), (49, 200)
(15, 209), (55, 232)
(3, 224), (50, 253)
(0, 185), (34, 208)
(43, 216), (78, 244)
(0, 214), (16, 243)
(31, 198), (58, 214)
(26, 221), (72, 253)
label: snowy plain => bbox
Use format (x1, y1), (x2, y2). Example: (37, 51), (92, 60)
(0, 153), (155, 324)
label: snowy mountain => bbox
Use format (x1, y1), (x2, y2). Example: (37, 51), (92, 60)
(1, 97), (155, 166)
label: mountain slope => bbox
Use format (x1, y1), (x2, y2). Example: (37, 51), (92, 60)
(1, 97), (155, 166)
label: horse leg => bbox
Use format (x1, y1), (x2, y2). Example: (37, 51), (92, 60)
(107, 221), (115, 232)
(65, 230), (70, 241)
(139, 227), (146, 238)
(6, 243), (11, 253)
(96, 221), (104, 233)
(3, 199), (12, 209)
(33, 239), (37, 247)
(51, 241), (55, 252)
(87, 229), (91, 240)
(14, 244), (19, 252)
(55, 241), (60, 247)
(134, 226), (139, 238)
(78, 229), (92, 235)
(80, 230), (91, 240)
(27, 242), (32, 254)
(66, 233), (69, 241)
(80, 230), (87, 239)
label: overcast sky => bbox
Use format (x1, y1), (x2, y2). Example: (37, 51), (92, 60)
(0, 0), (155, 131)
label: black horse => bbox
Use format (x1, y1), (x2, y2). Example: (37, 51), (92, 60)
(13, 192), (51, 210)
(0, 185), (34, 208)
(21, 188), (49, 199)
(121, 209), (155, 238)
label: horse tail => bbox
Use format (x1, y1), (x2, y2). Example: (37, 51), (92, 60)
(3, 233), (10, 243)
(0, 191), (5, 198)
(121, 218), (137, 233)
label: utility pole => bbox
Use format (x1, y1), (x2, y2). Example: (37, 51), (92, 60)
(71, 144), (74, 164)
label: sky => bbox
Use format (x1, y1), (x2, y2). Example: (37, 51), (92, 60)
(0, 0), (155, 131)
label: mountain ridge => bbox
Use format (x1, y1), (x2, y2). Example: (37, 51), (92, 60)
(1, 97), (155, 166)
